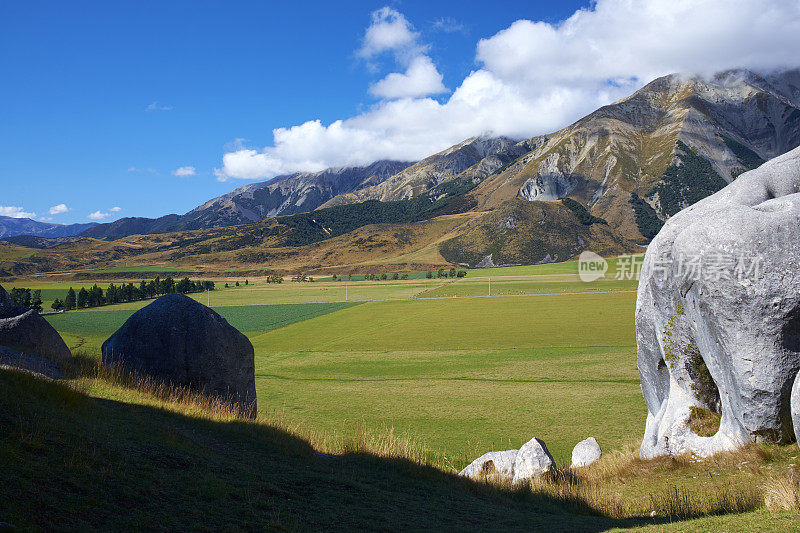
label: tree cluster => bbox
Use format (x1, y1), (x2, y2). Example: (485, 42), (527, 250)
(8, 288), (43, 313)
(54, 276), (215, 311)
(427, 269), (466, 279)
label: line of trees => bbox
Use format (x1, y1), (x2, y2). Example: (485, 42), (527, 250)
(8, 288), (43, 313)
(426, 268), (466, 279)
(52, 276), (215, 311)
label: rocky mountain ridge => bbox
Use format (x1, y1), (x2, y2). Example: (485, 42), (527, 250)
(0, 216), (97, 239)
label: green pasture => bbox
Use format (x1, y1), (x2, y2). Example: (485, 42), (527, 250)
(45, 302), (359, 354)
(251, 291), (640, 466)
(42, 272), (644, 468)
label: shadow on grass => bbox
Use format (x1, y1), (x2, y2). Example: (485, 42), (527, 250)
(0, 368), (747, 531)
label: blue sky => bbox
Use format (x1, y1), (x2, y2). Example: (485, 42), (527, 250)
(2, 0), (798, 224)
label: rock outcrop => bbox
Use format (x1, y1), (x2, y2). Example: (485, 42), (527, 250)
(637, 146), (800, 458)
(571, 437), (602, 468)
(102, 293), (257, 418)
(0, 284), (71, 361)
(459, 436), (555, 484)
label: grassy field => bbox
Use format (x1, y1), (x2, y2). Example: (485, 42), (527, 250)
(251, 292), (639, 466)
(45, 302), (360, 353)
(11, 256), (800, 529)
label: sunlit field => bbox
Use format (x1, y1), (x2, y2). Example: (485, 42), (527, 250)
(44, 273), (641, 466)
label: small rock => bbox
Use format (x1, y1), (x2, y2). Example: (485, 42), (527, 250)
(512, 437), (555, 484)
(571, 437), (602, 468)
(459, 450), (517, 480)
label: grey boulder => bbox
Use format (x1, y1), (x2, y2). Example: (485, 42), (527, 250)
(0, 284), (71, 361)
(102, 293), (257, 418)
(636, 145), (800, 458)
(571, 437), (601, 468)
(0, 345), (64, 380)
(459, 450), (518, 480)
(511, 437), (555, 484)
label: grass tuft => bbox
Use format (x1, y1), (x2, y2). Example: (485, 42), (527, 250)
(764, 470), (800, 512)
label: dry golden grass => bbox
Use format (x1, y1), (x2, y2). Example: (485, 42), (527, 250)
(764, 469), (800, 512)
(689, 406), (721, 437)
(61, 353), (797, 523)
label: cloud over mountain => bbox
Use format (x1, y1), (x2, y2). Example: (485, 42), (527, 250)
(217, 0), (800, 181)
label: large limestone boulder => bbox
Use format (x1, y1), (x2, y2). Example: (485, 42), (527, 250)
(102, 293), (257, 418)
(637, 146), (800, 458)
(459, 450), (518, 480)
(0, 284), (71, 361)
(511, 437), (555, 484)
(571, 437), (601, 468)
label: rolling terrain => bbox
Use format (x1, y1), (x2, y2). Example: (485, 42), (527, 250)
(3, 266), (796, 529)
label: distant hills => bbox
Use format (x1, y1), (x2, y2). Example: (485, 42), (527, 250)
(79, 160), (413, 239)
(0, 216), (96, 239)
(3, 68), (800, 274)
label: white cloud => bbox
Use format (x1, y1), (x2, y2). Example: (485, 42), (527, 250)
(432, 17), (466, 34)
(218, 0), (800, 181)
(49, 203), (69, 215)
(39, 217), (53, 221)
(88, 210), (110, 220)
(128, 166), (158, 173)
(357, 7), (422, 62)
(171, 166), (196, 177)
(369, 56), (447, 99)
(146, 101), (172, 111)
(110, 206), (122, 212)
(0, 206), (36, 219)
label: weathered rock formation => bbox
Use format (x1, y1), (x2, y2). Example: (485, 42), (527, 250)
(459, 436), (555, 484)
(102, 293), (257, 418)
(571, 437), (602, 468)
(637, 146), (800, 458)
(0, 284), (71, 361)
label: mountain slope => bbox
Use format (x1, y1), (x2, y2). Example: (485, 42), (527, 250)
(80, 160), (413, 239)
(0, 216), (97, 239)
(471, 69), (800, 242)
(320, 136), (530, 208)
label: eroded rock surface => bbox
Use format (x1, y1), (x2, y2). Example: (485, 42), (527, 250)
(102, 293), (257, 418)
(637, 146), (800, 458)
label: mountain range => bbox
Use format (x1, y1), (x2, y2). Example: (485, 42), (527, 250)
(3, 68), (800, 274)
(0, 216), (97, 239)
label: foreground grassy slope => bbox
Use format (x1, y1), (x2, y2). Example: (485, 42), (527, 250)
(2, 365), (798, 530)
(0, 369), (623, 530)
